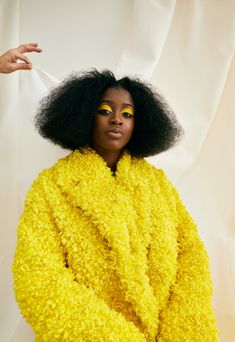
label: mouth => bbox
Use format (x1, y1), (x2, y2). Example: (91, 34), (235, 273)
(106, 129), (123, 138)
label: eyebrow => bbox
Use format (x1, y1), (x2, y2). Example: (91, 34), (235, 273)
(100, 100), (134, 108)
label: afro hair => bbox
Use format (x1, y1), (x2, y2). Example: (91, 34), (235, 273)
(34, 69), (184, 158)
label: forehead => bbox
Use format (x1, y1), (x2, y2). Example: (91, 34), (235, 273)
(100, 87), (134, 106)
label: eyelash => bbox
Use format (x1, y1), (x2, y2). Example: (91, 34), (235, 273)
(122, 112), (133, 118)
(97, 109), (134, 118)
(97, 109), (112, 115)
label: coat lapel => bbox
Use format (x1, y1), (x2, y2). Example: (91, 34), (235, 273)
(53, 148), (160, 338)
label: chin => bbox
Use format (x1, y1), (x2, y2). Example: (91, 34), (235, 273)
(106, 144), (125, 151)
(93, 138), (129, 153)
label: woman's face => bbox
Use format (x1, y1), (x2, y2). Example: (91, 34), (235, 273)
(92, 87), (135, 153)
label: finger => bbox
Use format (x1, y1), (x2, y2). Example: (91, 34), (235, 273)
(14, 51), (31, 64)
(11, 62), (32, 71)
(24, 42), (39, 46)
(18, 45), (43, 53)
(17, 43), (43, 53)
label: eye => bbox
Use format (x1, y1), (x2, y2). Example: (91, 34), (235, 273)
(122, 112), (133, 118)
(97, 109), (112, 115)
(121, 107), (134, 119)
(97, 104), (112, 115)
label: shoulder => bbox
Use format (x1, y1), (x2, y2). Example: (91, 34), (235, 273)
(137, 158), (180, 203)
(25, 153), (72, 202)
(130, 157), (177, 197)
(132, 157), (172, 185)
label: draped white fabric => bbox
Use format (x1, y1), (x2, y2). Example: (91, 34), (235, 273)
(0, 0), (234, 340)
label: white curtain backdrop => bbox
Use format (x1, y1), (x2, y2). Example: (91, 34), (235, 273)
(0, 0), (235, 341)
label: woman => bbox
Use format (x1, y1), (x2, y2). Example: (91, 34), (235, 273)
(13, 70), (218, 341)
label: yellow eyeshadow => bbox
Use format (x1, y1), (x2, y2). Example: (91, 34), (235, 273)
(121, 107), (134, 116)
(97, 104), (112, 112)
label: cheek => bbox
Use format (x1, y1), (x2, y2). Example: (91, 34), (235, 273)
(126, 120), (135, 136)
(93, 116), (106, 134)
(92, 117), (111, 145)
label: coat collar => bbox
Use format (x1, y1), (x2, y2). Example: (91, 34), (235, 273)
(52, 148), (160, 337)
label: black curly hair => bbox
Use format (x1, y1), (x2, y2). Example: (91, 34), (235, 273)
(34, 69), (184, 157)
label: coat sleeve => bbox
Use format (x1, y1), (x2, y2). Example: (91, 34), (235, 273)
(156, 170), (218, 342)
(12, 174), (146, 342)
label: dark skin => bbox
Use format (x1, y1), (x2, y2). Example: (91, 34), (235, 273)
(92, 87), (135, 172)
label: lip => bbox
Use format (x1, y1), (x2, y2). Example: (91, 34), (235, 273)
(106, 130), (123, 138)
(106, 129), (123, 135)
(106, 129), (123, 139)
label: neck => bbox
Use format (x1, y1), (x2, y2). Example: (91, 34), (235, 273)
(93, 146), (123, 171)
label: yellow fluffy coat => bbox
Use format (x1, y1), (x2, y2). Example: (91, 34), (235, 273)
(13, 148), (218, 341)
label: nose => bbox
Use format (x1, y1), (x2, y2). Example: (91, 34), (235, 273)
(110, 111), (122, 125)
